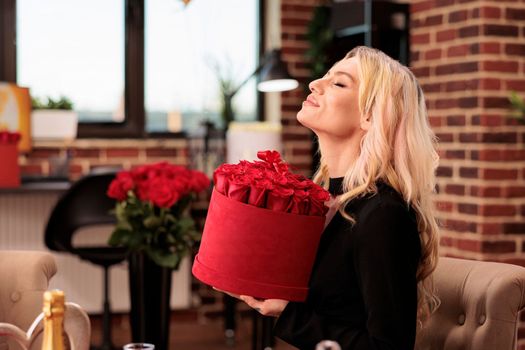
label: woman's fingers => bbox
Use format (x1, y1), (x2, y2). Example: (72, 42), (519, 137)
(240, 296), (288, 317)
(213, 289), (289, 317)
(240, 295), (263, 309)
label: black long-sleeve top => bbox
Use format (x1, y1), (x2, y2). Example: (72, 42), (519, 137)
(274, 178), (421, 350)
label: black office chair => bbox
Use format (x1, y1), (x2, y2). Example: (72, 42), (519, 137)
(44, 170), (128, 350)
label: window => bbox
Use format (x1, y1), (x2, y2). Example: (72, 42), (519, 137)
(0, 0), (261, 138)
(17, 0), (126, 124)
(145, 0), (259, 133)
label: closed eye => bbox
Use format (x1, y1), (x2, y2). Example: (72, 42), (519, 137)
(333, 82), (346, 88)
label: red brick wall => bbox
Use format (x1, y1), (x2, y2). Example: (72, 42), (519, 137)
(409, 1), (525, 346)
(20, 139), (189, 180)
(280, 0), (322, 175)
(411, 0), (525, 349)
(410, 0), (525, 260)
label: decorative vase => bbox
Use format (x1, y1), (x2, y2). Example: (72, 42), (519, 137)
(128, 251), (172, 350)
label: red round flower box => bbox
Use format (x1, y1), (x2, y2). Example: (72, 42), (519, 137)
(192, 188), (325, 302)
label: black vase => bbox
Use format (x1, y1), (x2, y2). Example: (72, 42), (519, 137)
(128, 251), (172, 350)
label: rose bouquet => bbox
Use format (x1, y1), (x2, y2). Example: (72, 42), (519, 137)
(107, 162), (210, 269)
(192, 150), (330, 301)
(0, 130), (21, 144)
(0, 130), (21, 188)
(213, 150), (330, 215)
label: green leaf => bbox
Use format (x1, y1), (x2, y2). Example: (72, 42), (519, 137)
(146, 248), (182, 269)
(165, 233), (177, 244)
(115, 203), (127, 221)
(508, 91), (525, 124)
(165, 214), (177, 224)
(127, 230), (146, 250)
(176, 217), (195, 233)
(32, 95), (74, 110)
(143, 215), (162, 229)
(108, 228), (132, 246)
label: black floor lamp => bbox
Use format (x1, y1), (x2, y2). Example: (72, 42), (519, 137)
(221, 48), (299, 127)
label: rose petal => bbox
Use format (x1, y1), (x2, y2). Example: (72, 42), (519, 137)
(267, 186), (294, 212)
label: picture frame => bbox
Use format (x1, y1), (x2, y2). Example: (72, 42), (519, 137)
(0, 82), (32, 153)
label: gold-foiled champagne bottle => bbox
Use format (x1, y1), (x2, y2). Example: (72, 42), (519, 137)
(41, 290), (65, 350)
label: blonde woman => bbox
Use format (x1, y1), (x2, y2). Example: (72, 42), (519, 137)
(223, 46), (440, 349)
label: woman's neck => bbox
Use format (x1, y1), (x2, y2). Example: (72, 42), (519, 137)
(318, 134), (362, 178)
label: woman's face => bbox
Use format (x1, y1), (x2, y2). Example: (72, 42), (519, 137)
(297, 57), (364, 139)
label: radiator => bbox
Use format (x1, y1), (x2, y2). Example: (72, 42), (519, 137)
(0, 191), (191, 313)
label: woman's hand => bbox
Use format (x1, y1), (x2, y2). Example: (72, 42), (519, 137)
(239, 295), (289, 317)
(213, 287), (288, 317)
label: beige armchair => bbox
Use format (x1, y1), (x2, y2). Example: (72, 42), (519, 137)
(0, 250), (57, 350)
(416, 257), (525, 350)
(0, 250), (90, 350)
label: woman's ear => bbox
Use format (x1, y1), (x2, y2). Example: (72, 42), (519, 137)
(360, 114), (371, 131)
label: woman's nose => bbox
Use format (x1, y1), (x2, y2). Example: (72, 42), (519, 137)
(309, 78), (323, 93)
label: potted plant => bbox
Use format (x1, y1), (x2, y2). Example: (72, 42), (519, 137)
(509, 91), (525, 124)
(31, 95), (78, 140)
(106, 162), (210, 350)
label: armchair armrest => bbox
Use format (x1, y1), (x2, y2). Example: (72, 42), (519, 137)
(0, 302), (91, 350)
(0, 251), (57, 329)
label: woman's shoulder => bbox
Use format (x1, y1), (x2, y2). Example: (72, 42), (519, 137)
(344, 181), (417, 229)
(335, 182), (421, 256)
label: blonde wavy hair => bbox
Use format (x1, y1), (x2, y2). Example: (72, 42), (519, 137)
(312, 46), (440, 326)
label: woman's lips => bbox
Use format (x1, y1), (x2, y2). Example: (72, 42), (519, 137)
(303, 95), (319, 107)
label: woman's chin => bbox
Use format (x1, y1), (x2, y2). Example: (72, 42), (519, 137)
(297, 111), (316, 130)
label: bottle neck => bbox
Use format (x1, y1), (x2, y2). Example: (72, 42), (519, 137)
(42, 314), (65, 350)
(41, 290), (65, 350)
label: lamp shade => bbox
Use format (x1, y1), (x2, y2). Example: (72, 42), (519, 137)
(257, 50), (299, 92)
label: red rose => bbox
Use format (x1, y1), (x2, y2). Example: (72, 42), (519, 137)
(266, 186), (294, 212)
(189, 170), (211, 193)
(136, 182), (150, 202)
(245, 166), (265, 181)
(213, 165), (231, 195)
(227, 175), (251, 203)
(107, 180), (127, 201)
(172, 176), (190, 196)
(118, 172), (134, 192)
(257, 150), (282, 164)
(273, 162), (289, 174)
(131, 165), (149, 184)
(0, 131), (20, 145)
(107, 172), (134, 201)
(9, 132), (21, 143)
(214, 163), (249, 195)
(288, 189), (309, 215)
(248, 178), (274, 207)
(308, 187), (331, 216)
(272, 173), (289, 187)
(149, 177), (180, 208)
(256, 150), (289, 174)
(288, 174), (310, 190)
